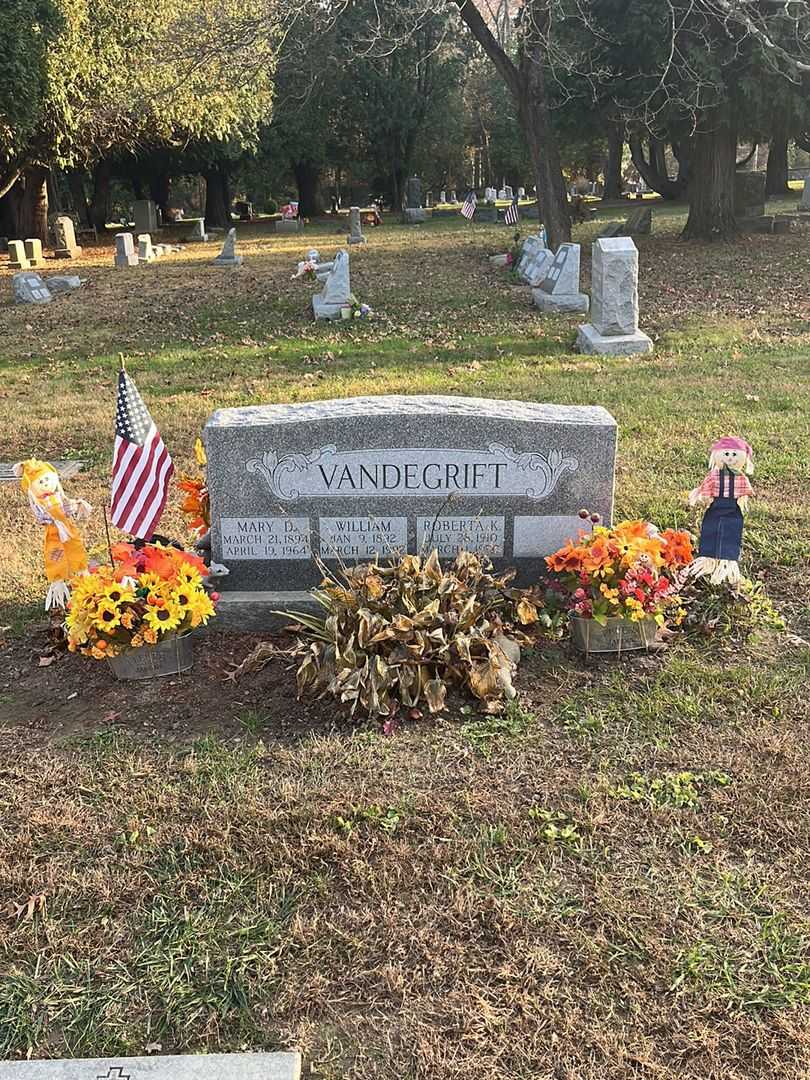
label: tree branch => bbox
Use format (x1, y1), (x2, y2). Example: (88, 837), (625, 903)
(453, 0), (521, 98)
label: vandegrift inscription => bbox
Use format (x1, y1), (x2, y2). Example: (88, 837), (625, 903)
(203, 396), (618, 627)
(245, 445), (578, 500)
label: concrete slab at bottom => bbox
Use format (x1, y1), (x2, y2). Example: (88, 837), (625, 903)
(576, 322), (653, 356)
(215, 590), (319, 631)
(312, 296), (347, 320)
(0, 1051), (302, 1080)
(532, 290), (590, 314)
(348, 236), (367, 244)
(212, 256), (244, 266)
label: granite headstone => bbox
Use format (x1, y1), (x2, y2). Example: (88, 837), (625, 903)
(0, 1051), (301, 1080)
(348, 206), (366, 245)
(12, 271), (53, 304)
(138, 234), (155, 262)
(134, 199), (159, 236)
(532, 243), (589, 313)
(799, 178), (810, 212)
(52, 215), (82, 258)
(7, 241), (28, 269)
(24, 239), (45, 267)
(212, 227), (243, 266)
(204, 394), (617, 627)
(114, 232), (139, 268)
(516, 235), (554, 286)
(312, 250), (351, 319)
(576, 237), (652, 355)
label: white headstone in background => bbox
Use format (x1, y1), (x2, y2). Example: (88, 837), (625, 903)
(348, 206), (366, 245)
(516, 234), (554, 286)
(24, 239), (45, 267)
(576, 237), (652, 355)
(137, 234), (155, 262)
(190, 219), (209, 241)
(312, 249), (351, 319)
(212, 227), (243, 266)
(7, 240), (29, 269)
(800, 178), (810, 211)
(114, 232), (139, 268)
(532, 243), (589, 313)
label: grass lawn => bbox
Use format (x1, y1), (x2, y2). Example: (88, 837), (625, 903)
(0, 196), (808, 1078)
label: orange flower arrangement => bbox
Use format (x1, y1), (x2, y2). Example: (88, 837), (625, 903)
(65, 542), (216, 659)
(545, 517), (693, 626)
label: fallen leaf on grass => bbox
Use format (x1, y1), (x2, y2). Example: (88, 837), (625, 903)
(38, 655), (55, 667)
(11, 893), (46, 921)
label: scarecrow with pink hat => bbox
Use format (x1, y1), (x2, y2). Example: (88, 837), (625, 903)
(687, 436), (754, 584)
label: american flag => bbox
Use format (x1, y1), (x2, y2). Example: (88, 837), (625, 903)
(504, 195), (520, 226)
(110, 369), (174, 539)
(460, 191), (477, 220)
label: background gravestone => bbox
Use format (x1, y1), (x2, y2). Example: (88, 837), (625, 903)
(134, 199), (159, 235)
(312, 250), (351, 319)
(12, 272), (53, 304)
(799, 179), (810, 212)
(405, 175), (423, 209)
(576, 237), (653, 355)
(52, 215), (82, 258)
(24, 239), (45, 267)
(348, 206), (366, 244)
(7, 241), (28, 269)
(532, 243), (589, 313)
(517, 235), (554, 286)
(204, 394), (617, 628)
(114, 232), (139, 268)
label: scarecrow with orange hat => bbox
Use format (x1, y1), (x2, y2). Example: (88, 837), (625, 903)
(13, 459), (92, 610)
(687, 437), (754, 584)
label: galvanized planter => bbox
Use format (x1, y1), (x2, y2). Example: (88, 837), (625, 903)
(570, 615), (657, 657)
(107, 632), (194, 681)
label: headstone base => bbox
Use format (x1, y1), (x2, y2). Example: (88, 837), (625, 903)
(403, 208), (427, 224)
(276, 219), (303, 234)
(115, 253), (139, 268)
(312, 294), (346, 320)
(533, 290), (589, 314)
(348, 235), (367, 244)
(214, 590), (317, 630)
(576, 322), (653, 355)
(212, 255), (244, 266)
(54, 246), (81, 259)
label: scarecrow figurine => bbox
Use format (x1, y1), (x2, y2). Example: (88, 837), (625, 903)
(14, 458), (92, 609)
(687, 437), (754, 584)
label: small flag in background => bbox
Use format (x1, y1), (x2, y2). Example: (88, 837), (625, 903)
(504, 194), (520, 226)
(461, 191), (477, 220)
(110, 368), (174, 540)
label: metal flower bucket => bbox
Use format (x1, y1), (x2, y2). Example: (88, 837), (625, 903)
(570, 615), (657, 657)
(107, 632), (194, 681)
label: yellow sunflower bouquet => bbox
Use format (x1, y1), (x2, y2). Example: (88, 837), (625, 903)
(65, 542), (217, 659)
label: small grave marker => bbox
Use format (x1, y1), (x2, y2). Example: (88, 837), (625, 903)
(0, 1051), (301, 1080)
(532, 243), (589, 313)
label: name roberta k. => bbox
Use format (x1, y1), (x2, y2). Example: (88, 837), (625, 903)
(317, 460), (507, 492)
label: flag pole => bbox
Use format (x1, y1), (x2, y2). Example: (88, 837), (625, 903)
(119, 353), (126, 372)
(102, 505), (115, 567)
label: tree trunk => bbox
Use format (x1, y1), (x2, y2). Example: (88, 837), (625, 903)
(0, 183), (22, 238)
(68, 170), (91, 227)
(293, 160), (325, 217)
(765, 134), (790, 196)
(150, 172), (171, 219)
(683, 112), (738, 241)
(518, 35), (570, 247)
(604, 122), (624, 199)
(204, 167), (231, 229)
(17, 165), (49, 242)
(453, 0), (570, 248)
(90, 160), (112, 232)
(629, 134), (684, 199)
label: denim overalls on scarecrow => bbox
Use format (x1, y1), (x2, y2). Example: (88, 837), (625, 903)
(698, 466), (744, 562)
